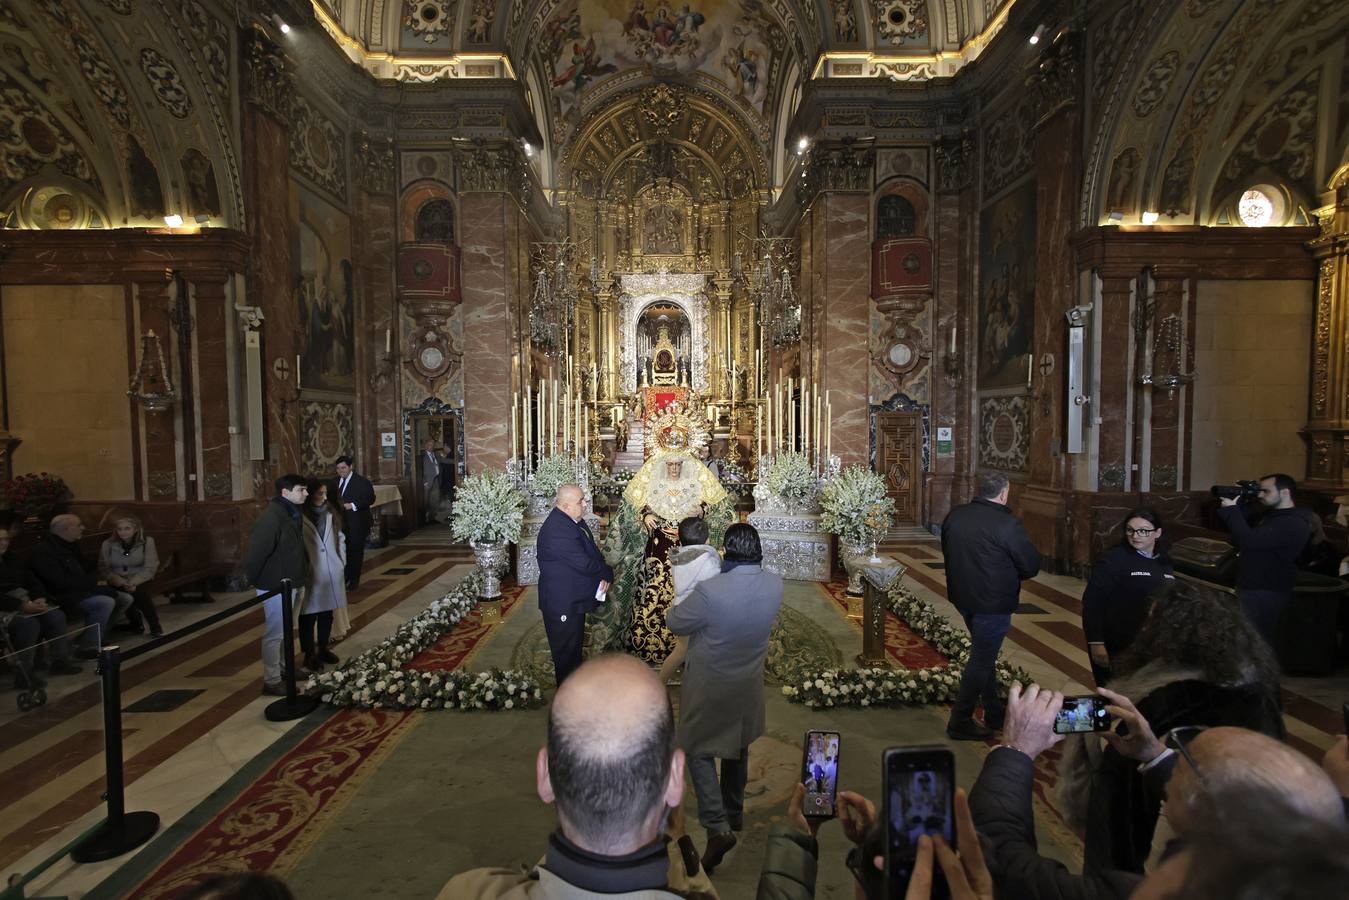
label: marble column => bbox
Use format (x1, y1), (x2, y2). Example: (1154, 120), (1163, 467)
(460, 193), (516, 473)
(242, 28), (299, 492)
(190, 272), (233, 500)
(1144, 271), (1187, 491)
(1095, 273), (1136, 492)
(353, 136), (398, 482)
(812, 193), (871, 468)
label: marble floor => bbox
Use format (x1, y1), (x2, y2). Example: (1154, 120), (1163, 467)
(4, 526), (1345, 898)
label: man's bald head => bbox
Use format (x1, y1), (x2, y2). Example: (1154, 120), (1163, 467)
(1167, 727), (1344, 833)
(555, 483), (585, 521)
(49, 514), (83, 541)
(539, 654), (681, 855)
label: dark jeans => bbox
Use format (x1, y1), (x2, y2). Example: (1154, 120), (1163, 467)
(298, 611), (333, 656)
(688, 749), (749, 835)
(122, 586), (161, 632)
(6, 609), (71, 670)
(950, 612), (1012, 724)
(343, 524), (369, 588)
(542, 610), (586, 686)
(1237, 588), (1289, 650)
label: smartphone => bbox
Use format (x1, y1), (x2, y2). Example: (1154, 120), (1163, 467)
(1054, 695), (1113, 734)
(801, 730), (841, 819)
(883, 746), (955, 900)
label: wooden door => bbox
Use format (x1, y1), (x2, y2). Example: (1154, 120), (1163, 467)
(875, 411), (923, 526)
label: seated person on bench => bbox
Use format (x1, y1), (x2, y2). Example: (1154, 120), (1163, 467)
(1, 528), (82, 686)
(26, 515), (126, 658)
(99, 515), (162, 637)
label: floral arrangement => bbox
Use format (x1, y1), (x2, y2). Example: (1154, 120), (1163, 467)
(820, 465), (895, 549)
(782, 584), (1031, 708)
(528, 454), (577, 499)
(717, 459), (753, 499)
(451, 468), (525, 545)
(754, 452), (819, 508)
(307, 570), (543, 710)
(590, 467), (635, 500)
(2, 472), (70, 520)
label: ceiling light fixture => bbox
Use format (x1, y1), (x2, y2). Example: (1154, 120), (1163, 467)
(272, 15), (290, 34)
(194, 213), (210, 225)
(1029, 25), (1047, 45)
(163, 214), (183, 227)
(1107, 210), (1124, 222)
(796, 136), (809, 154)
(1141, 211), (1160, 225)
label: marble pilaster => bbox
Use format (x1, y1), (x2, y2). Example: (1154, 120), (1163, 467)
(130, 275), (180, 501)
(190, 273), (233, 500)
(460, 193), (514, 473)
(1095, 274), (1135, 491)
(355, 184), (399, 482)
(812, 193), (871, 468)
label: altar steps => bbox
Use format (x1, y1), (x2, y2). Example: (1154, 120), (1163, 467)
(613, 412), (646, 471)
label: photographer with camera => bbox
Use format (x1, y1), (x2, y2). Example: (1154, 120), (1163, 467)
(1215, 473), (1316, 647)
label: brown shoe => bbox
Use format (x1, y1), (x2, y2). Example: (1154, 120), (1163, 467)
(701, 832), (737, 873)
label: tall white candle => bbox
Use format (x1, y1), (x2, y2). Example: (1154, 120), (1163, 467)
(385, 328), (391, 354)
(512, 391), (518, 459)
(788, 377), (795, 451)
(525, 384), (532, 467)
(949, 326), (957, 355)
(295, 354), (301, 390)
(815, 392), (822, 469)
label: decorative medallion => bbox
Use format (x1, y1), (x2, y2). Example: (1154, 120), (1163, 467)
(1131, 50), (1179, 118)
(404, 0), (455, 43)
(301, 402), (355, 474)
(639, 83), (681, 133)
(71, 32), (131, 130)
(873, 0), (928, 46)
(978, 395), (1029, 473)
(139, 47), (193, 118)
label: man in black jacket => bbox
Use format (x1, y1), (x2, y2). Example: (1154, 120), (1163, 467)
(243, 474), (309, 695)
(332, 455), (376, 589)
(941, 472), (1040, 740)
(969, 682), (1345, 900)
(26, 514), (122, 657)
(1217, 472), (1314, 646)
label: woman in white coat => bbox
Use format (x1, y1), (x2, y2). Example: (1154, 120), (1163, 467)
(301, 479), (348, 673)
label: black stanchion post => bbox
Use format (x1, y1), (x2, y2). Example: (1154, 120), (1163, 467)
(265, 578), (320, 722)
(71, 645), (160, 863)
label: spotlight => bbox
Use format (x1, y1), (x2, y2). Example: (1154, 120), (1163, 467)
(163, 214), (183, 227)
(194, 213), (210, 225)
(1029, 25), (1047, 45)
(1141, 210), (1160, 225)
(522, 140), (534, 156)
(1107, 210), (1124, 222)
(272, 14), (290, 34)
(796, 136), (809, 154)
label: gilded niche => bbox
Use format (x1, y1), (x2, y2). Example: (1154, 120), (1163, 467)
(644, 202), (683, 254)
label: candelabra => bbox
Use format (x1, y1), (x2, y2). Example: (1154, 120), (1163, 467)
(749, 237), (800, 349)
(127, 330), (175, 413)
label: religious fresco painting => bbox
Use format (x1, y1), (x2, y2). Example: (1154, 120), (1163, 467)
(541, 0), (777, 122)
(976, 178), (1036, 390)
(294, 186), (356, 391)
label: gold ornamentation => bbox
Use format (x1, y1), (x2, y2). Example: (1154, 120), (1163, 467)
(1312, 259), (1333, 418)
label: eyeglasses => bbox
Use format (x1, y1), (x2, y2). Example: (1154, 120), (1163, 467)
(1164, 725), (1208, 782)
(1123, 527), (1158, 536)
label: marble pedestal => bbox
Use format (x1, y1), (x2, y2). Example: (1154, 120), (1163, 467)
(746, 510), (832, 582)
(857, 556), (906, 668)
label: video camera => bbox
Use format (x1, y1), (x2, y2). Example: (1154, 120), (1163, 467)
(1210, 480), (1261, 501)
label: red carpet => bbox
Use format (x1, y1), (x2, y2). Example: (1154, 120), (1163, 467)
(818, 579), (950, 669)
(127, 583), (526, 898)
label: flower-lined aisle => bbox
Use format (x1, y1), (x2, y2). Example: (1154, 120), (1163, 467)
(783, 581), (1031, 708)
(307, 570), (543, 711)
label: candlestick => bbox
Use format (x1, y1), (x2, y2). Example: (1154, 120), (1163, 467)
(385, 328), (392, 355)
(825, 397), (832, 462)
(1026, 353), (1033, 389)
(525, 384), (532, 469)
(949, 326), (956, 355)
(815, 392), (822, 471)
(295, 354), (301, 391)
(788, 377), (795, 451)
(512, 391), (518, 459)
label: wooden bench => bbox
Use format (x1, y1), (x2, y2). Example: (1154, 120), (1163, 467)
(145, 530), (233, 604)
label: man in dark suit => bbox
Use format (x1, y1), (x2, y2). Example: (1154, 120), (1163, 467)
(332, 455), (376, 589)
(941, 471), (1040, 741)
(536, 483), (612, 686)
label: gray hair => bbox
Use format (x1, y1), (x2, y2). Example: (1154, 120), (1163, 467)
(977, 472), (1009, 500)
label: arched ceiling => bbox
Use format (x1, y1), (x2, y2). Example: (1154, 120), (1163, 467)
(1087, 0), (1349, 226)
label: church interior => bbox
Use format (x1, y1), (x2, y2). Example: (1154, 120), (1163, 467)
(2, 0), (1349, 896)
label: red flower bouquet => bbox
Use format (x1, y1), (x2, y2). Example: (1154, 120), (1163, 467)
(2, 472), (70, 521)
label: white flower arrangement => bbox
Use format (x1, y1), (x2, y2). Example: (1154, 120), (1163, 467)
(307, 570), (543, 711)
(451, 468), (526, 545)
(528, 454), (577, 499)
(782, 583), (1031, 709)
(754, 452), (819, 508)
(820, 465), (895, 549)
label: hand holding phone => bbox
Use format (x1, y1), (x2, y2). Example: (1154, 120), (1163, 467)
(801, 730), (841, 819)
(884, 746), (955, 900)
(1053, 695), (1113, 734)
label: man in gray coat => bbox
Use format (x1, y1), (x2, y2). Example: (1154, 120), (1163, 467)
(667, 522), (783, 875)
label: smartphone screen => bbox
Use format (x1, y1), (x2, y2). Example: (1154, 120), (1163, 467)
(1054, 695), (1112, 734)
(884, 747), (955, 900)
(801, 730), (841, 818)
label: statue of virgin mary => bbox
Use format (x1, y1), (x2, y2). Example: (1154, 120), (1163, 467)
(591, 449), (733, 663)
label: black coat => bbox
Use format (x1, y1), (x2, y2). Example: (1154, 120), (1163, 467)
(333, 472), (376, 536)
(969, 747), (1142, 900)
(941, 498), (1040, 615)
(1080, 676), (1285, 874)
(1081, 545), (1174, 655)
(1218, 504), (1314, 594)
(26, 534), (114, 613)
(536, 507), (613, 618)
(243, 498), (308, 592)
